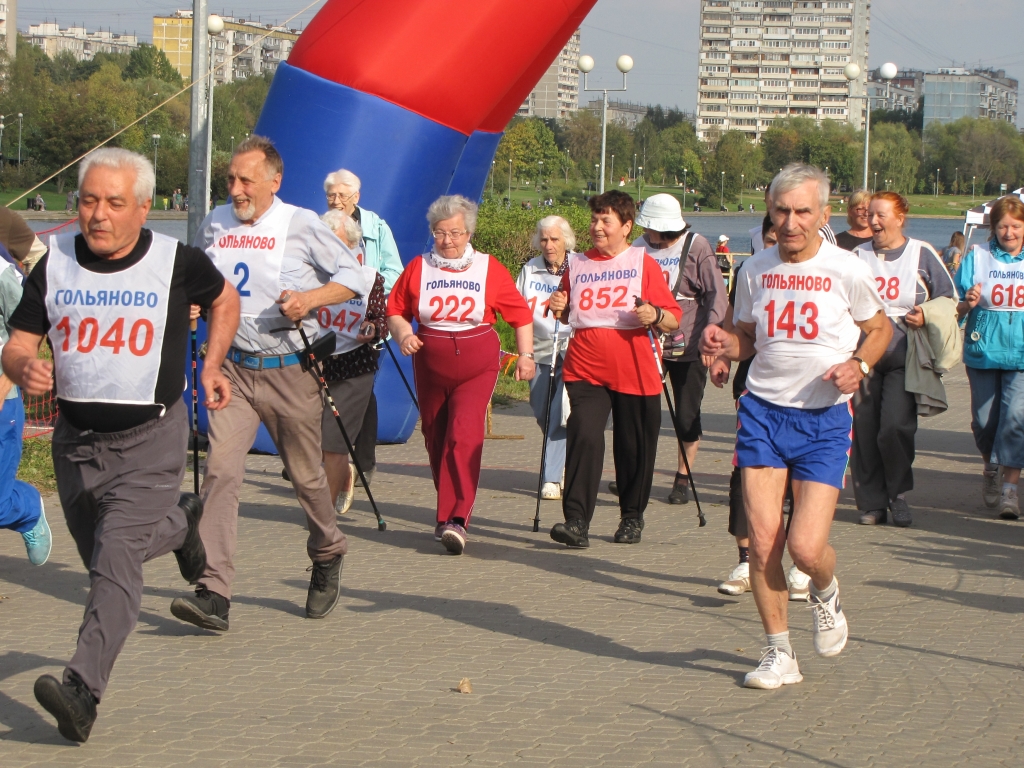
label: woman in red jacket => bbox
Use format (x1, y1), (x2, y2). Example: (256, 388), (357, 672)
(547, 190), (682, 547)
(387, 195), (535, 555)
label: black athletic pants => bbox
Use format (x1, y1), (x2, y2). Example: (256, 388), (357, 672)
(562, 380), (661, 526)
(851, 350), (917, 511)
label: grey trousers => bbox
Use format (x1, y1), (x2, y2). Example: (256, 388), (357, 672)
(54, 399), (189, 701)
(199, 360), (347, 599)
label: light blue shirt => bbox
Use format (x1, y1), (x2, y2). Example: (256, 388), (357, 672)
(956, 241), (1024, 370)
(356, 206), (403, 294)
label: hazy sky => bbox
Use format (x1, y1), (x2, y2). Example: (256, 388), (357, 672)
(20, 0), (1024, 124)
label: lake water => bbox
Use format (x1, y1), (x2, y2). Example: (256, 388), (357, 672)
(30, 214), (969, 257)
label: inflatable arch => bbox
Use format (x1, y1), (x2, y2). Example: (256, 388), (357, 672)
(193, 0), (596, 451)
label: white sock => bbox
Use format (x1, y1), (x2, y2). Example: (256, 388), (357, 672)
(810, 576), (838, 603)
(1002, 482), (1017, 496)
(766, 631), (794, 658)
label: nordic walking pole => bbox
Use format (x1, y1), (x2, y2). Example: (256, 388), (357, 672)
(532, 319), (560, 533)
(634, 297), (706, 527)
(383, 336), (419, 410)
(296, 324), (386, 532)
(190, 318), (200, 495)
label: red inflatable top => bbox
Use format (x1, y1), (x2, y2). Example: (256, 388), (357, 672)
(288, 0), (597, 135)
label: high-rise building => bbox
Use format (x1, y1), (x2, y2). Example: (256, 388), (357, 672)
(25, 22), (138, 61)
(696, 0), (871, 142)
(153, 10), (299, 84)
(923, 68), (1018, 128)
(517, 30), (581, 119)
(1, 1), (16, 60)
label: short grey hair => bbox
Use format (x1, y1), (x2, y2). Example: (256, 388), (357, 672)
(769, 163), (830, 210)
(320, 208), (362, 248)
(531, 215), (576, 252)
(427, 195), (477, 234)
(323, 168), (361, 193)
(78, 147), (156, 206)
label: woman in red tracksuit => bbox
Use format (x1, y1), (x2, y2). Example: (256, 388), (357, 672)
(547, 190), (682, 547)
(387, 195), (535, 555)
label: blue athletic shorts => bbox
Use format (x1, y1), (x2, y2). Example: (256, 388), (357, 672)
(734, 392), (853, 490)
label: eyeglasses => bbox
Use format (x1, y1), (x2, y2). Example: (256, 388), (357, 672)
(326, 191), (357, 203)
(433, 229), (468, 240)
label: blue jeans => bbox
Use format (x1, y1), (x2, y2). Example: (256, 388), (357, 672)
(0, 396), (42, 533)
(967, 367), (1024, 469)
(529, 359), (566, 484)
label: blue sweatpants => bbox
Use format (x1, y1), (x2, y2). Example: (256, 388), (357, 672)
(529, 359), (566, 484)
(0, 395), (42, 533)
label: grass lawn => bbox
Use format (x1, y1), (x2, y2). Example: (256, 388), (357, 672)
(18, 437), (56, 493)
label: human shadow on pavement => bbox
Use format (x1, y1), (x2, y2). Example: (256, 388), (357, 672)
(0, 651), (74, 745)
(873, 535), (1024, 581)
(0, 554), (87, 609)
(342, 587), (751, 683)
(865, 579), (1024, 614)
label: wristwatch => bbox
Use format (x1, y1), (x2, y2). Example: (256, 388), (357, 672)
(521, 353), (535, 360)
(852, 357), (869, 376)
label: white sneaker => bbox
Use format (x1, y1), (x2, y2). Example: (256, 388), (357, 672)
(999, 487), (1019, 520)
(983, 469), (1001, 508)
(743, 646), (803, 689)
(787, 565), (811, 602)
(541, 482), (561, 500)
(810, 581), (849, 657)
(717, 562), (750, 595)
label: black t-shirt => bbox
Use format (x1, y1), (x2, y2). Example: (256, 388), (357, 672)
(11, 229), (226, 432)
(835, 230), (874, 252)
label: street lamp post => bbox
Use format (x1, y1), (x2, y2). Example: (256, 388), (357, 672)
(873, 171), (877, 192)
(845, 61), (897, 190)
(682, 168), (687, 210)
(633, 153), (637, 182)
(935, 168), (940, 197)
(973, 176), (976, 201)
(490, 160), (495, 197)
(17, 113), (22, 166)
(610, 154), (614, 188)
(507, 158), (513, 206)
(152, 134), (161, 202)
(955, 167), (959, 196)
(720, 171), (725, 211)
(740, 173), (744, 209)
(578, 53), (633, 194)
(637, 166), (643, 199)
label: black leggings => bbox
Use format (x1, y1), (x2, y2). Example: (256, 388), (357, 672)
(562, 380), (661, 525)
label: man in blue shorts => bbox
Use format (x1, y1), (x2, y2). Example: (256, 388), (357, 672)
(700, 163), (891, 689)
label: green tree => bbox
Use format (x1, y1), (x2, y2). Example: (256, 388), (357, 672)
(124, 44), (183, 87)
(659, 122), (702, 184)
(870, 123), (920, 194)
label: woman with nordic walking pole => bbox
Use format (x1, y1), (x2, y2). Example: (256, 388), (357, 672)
(517, 216), (575, 511)
(546, 190), (682, 547)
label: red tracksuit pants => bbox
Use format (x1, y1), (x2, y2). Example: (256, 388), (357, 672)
(413, 327), (500, 527)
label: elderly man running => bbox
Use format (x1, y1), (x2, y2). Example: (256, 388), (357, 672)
(170, 136), (370, 630)
(700, 163), (891, 689)
(3, 148), (239, 741)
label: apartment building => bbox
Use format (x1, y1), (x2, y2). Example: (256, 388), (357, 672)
(923, 68), (1018, 127)
(697, 0), (870, 141)
(1, 1), (15, 59)
(153, 9), (299, 84)
(517, 30), (581, 119)
(25, 22), (139, 61)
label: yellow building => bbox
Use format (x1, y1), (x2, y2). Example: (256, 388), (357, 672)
(153, 10), (299, 84)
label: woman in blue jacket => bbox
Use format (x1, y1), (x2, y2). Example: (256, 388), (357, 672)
(956, 195), (1024, 520)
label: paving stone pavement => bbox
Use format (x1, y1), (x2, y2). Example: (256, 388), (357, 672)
(1, 366), (1022, 766)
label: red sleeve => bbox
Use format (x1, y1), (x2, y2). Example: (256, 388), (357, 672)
(641, 255), (682, 320)
(385, 256), (422, 321)
(484, 257), (533, 328)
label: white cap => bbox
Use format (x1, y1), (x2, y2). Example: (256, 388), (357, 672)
(635, 193), (686, 232)
(718, 234), (729, 242)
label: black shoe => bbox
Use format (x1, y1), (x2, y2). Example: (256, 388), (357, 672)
(282, 467), (290, 481)
(354, 468), (375, 488)
(550, 519), (590, 548)
(667, 475), (690, 505)
(859, 509), (887, 525)
(889, 497), (912, 527)
(34, 672), (97, 743)
(614, 517), (645, 543)
(174, 493), (207, 584)
(607, 481), (618, 496)
(170, 585), (230, 631)
(306, 555), (344, 619)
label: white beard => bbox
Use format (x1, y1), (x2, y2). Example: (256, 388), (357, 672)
(232, 200), (256, 221)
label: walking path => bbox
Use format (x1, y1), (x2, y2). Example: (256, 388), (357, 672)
(1, 366), (1021, 766)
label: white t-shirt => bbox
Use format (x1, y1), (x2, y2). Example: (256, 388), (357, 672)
(734, 240), (884, 409)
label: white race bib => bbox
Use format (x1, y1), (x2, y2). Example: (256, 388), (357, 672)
(520, 262), (564, 341)
(318, 265), (378, 355)
(45, 232), (174, 406)
(567, 247), (644, 330)
(855, 239), (920, 318)
(204, 201), (297, 319)
(973, 243), (1024, 311)
(418, 253), (489, 330)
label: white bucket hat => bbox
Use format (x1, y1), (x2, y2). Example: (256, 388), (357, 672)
(718, 234), (729, 242)
(635, 193), (686, 232)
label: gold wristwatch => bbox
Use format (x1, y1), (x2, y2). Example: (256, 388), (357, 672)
(852, 357), (869, 376)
